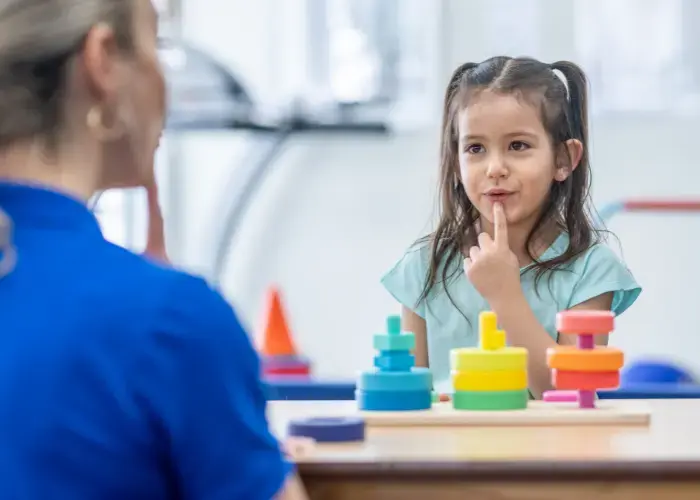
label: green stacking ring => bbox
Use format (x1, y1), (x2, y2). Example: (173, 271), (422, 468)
(452, 389), (529, 411)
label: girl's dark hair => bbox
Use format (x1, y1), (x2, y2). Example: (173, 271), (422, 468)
(416, 56), (602, 310)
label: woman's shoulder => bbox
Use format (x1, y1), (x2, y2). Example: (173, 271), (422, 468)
(97, 242), (239, 338)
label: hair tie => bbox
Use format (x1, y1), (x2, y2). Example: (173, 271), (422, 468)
(552, 68), (570, 101)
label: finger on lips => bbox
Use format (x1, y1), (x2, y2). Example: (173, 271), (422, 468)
(493, 202), (508, 245)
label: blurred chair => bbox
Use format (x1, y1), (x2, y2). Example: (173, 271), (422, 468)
(622, 360), (696, 385)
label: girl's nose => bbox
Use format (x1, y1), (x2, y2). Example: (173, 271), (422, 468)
(486, 155), (508, 178)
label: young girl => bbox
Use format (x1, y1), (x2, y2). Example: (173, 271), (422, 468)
(381, 56), (641, 399)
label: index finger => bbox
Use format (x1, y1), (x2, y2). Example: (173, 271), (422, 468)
(493, 202), (508, 246)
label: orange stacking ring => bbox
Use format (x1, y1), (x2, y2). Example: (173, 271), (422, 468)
(547, 346), (624, 372)
(556, 310), (614, 335)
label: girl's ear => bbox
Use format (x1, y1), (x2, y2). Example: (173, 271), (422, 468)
(554, 139), (583, 182)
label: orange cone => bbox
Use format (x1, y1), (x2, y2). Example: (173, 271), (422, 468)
(260, 286), (297, 357)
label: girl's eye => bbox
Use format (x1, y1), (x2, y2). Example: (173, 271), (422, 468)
(510, 141), (530, 151)
(465, 144), (484, 154)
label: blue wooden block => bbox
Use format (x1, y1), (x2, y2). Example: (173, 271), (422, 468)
(356, 389), (432, 411)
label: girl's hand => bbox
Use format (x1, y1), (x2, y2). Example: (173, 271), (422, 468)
(142, 181), (169, 264)
(464, 203), (520, 304)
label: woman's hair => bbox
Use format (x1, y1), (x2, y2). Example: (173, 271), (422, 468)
(0, 0), (137, 278)
(417, 56), (602, 310)
(0, 0), (135, 148)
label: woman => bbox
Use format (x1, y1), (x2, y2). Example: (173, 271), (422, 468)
(0, 1), (307, 498)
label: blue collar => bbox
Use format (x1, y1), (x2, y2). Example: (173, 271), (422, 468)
(0, 181), (103, 237)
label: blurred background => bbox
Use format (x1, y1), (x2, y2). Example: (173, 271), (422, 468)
(96, 0), (700, 380)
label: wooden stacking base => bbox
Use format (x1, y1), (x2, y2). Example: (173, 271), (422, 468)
(359, 400), (651, 427)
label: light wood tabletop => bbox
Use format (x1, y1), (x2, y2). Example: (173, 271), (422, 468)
(268, 399), (700, 499)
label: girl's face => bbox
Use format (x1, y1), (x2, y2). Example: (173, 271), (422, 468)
(457, 91), (574, 231)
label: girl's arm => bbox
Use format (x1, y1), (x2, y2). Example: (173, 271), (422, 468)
(401, 305), (428, 367)
(490, 291), (613, 399)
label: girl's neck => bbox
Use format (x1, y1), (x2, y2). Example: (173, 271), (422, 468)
(476, 216), (561, 267)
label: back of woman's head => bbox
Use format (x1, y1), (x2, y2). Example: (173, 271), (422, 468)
(0, 0), (165, 189)
(0, 0), (131, 146)
(419, 56), (600, 305)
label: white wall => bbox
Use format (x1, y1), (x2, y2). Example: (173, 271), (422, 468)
(165, 0), (700, 379)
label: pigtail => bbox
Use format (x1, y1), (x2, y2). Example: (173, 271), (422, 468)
(0, 208), (15, 276)
(550, 60), (589, 145)
(549, 60), (597, 266)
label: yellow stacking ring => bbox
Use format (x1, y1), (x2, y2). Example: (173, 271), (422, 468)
(451, 369), (528, 391)
(450, 347), (528, 372)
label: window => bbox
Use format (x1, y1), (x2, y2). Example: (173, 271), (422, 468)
(574, 0), (695, 115)
(306, 0), (439, 124)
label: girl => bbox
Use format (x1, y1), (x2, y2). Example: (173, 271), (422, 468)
(381, 56), (641, 399)
(0, 0), (307, 499)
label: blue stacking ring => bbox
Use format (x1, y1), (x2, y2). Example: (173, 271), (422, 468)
(374, 351), (415, 371)
(287, 417), (365, 442)
(356, 389), (432, 411)
(357, 367), (432, 392)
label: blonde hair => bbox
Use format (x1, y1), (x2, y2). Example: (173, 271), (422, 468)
(0, 0), (135, 276)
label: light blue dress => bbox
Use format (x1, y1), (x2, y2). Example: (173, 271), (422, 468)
(380, 233), (642, 394)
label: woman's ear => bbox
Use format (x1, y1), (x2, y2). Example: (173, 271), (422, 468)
(554, 139), (583, 182)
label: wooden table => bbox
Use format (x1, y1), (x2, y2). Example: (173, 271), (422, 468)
(268, 399), (700, 499)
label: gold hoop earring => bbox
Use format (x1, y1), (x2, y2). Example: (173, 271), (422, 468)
(86, 105), (124, 142)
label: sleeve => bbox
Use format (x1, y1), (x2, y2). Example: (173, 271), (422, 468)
(380, 245), (431, 318)
(567, 244), (642, 316)
(141, 274), (293, 500)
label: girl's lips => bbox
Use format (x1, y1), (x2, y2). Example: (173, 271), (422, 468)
(484, 193), (513, 203)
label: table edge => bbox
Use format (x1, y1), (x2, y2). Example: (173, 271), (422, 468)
(298, 460), (700, 481)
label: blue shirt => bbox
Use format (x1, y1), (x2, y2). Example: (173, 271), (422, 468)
(381, 233), (642, 393)
(0, 182), (292, 499)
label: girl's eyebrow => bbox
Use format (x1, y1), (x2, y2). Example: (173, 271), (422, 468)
(461, 130), (539, 142)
